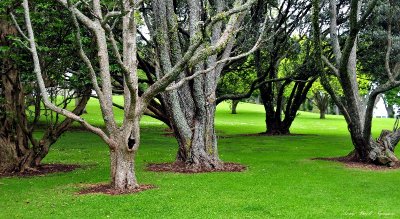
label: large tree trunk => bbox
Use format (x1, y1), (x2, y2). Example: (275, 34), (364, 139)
(1, 17), (91, 173)
(0, 70), (28, 172)
(320, 110), (326, 119)
(162, 84), (222, 170)
(110, 121), (140, 190)
(150, 0), (232, 170)
(0, 19), (30, 173)
(173, 105), (221, 170)
(110, 146), (138, 190)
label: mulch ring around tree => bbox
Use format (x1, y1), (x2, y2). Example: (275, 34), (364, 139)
(0, 164), (81, 178)
(313, 157), (400, 170)
(146, 162), (247, 173)
(77, 184), (156, 195)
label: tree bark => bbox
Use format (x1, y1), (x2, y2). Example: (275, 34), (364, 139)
(0, 19), (29, 173)
(110, 138), (138, 190)
(173, 105), (221, 170)
(313, 0), (400, 165)
(346, 129), (400, 166)
(231, 100), (239, 114)
(150, 0), (247, 170)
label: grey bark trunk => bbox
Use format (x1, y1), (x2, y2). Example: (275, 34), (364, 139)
(150, 0), (235, 170)
(166, 87), (221, 169)
(110, 147), (138, 190)
(313, 92), (329, 119)
(110, 131), (139, 190)
(174, 108), (221, 170)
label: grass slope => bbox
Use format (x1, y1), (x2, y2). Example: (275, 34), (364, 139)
(1, 100), (399, 218)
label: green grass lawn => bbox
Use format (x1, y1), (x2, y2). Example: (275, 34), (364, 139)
(1, 100), (399, 218)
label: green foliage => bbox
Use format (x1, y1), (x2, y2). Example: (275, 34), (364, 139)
(358, 0), (400, 102)
(385, 87), (400, 106)
(4, 0), (92, 91)
(217, 55), (259, 98)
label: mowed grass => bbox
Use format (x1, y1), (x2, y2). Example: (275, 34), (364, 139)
(1, 98), (400, 218)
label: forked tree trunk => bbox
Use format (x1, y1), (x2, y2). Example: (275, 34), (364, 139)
(173, 104), (221, 170)
(259, 76), (314, 135)
(313, 92), (329, 119)
(163, 86), (222, 170)
(1, 19), (90, 173)
(150, 0), (234, 171)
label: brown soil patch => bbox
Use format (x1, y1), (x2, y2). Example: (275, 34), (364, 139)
(0, 164), (81, 178)
(313, 157), (400, 170)
(77, 184), (156, 195)
(146, 162), (247, 173)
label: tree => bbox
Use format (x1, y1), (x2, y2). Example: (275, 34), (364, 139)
(313, 0), (400, 165)
(134, 0), (267, 170)
(357, 1), (400, 118)
(0, 1), (91, 173)
(252, 0), (314, 135)
(18, 0), (257, 190)
(312, 91), (329, 119)
(215, 0), (314, 135)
